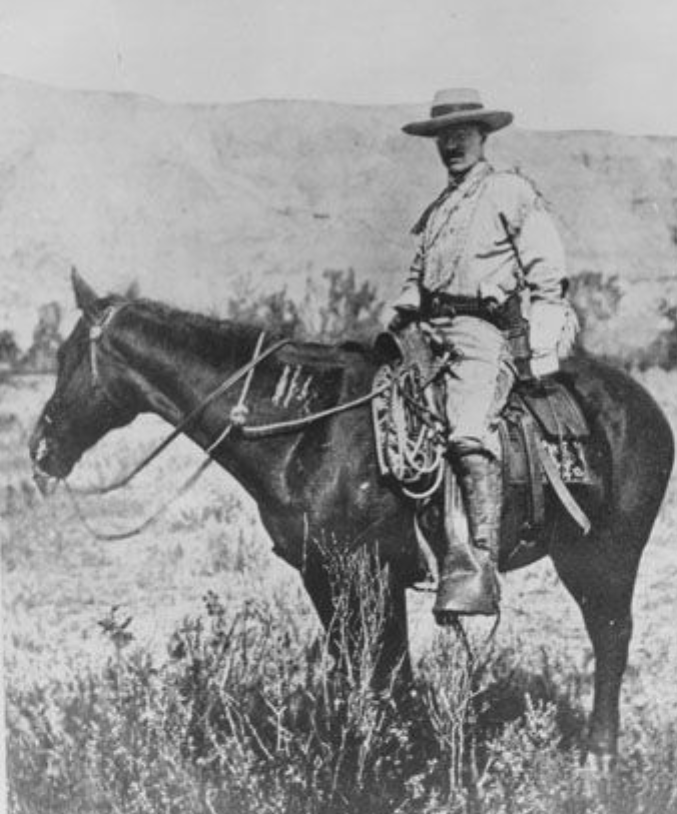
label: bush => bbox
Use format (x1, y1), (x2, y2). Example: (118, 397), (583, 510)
(20, 302), (64, 373)
(8, 552), (419, 814)
(313, 268), (384, 344)
(226, 268), (384, 345)
(11, 575), (677, 814)
(226, 285), (305, 339)
(0, 329), (20, 369)
(567, 271), (624, 364)
(643, 300), (677, 371)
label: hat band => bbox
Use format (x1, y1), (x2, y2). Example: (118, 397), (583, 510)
(431, 102), (483, 118)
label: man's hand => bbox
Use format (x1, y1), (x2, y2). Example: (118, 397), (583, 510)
(512, 352), (559, 391)
(387, 307), (417, 333)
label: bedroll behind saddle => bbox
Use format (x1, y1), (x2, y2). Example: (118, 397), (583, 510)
(372, 325), (592, 535)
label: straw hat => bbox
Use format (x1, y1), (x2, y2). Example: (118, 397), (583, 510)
(403, 88), (513, 137)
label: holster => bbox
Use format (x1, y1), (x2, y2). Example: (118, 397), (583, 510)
(501, 295), (532, 382)
(419, 290), (533, 381)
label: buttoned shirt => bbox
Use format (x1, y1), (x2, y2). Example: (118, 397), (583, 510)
(394, 160), (566, 310)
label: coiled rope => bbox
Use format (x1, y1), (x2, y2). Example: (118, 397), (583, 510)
(372, 360), (450, 501)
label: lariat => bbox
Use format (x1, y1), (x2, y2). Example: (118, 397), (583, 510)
(372, 354), (454, 501)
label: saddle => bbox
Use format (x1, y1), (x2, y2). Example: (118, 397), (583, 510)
(372, 325), (591, 535)
(500, 380), (591, 535)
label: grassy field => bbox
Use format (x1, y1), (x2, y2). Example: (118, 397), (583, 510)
(2, 369), (677, 814)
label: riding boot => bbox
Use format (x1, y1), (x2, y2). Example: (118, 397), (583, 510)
(434, 450), (502, 622)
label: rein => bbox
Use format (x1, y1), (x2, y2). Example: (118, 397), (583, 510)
(65, 317), (395, 541)
(67, 305), (449, 542)
(67, 330), (269, 540)
(239, 384), (389, 438)
(70, 325), (292, 496)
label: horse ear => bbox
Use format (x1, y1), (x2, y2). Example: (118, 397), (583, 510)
(124, 279), (141, 300)
(71, 267), (100, 316)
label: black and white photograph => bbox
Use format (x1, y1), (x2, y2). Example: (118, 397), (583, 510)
(1, 1), (676, 812)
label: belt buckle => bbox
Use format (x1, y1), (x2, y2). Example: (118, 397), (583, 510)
(438, 296), (455, 319)
(427, 293), (453, 319)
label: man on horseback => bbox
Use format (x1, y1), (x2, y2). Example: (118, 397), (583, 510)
(389, 88), (576, 621)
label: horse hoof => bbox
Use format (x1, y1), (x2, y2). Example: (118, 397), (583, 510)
(580, 751), (615, 797)
(583, 752), (615, 775)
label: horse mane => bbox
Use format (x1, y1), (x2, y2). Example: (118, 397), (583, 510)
(122, 298), (275, 367)
(119, 297), (375, 372)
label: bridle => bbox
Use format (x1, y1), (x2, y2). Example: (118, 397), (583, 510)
(38, 303), (129, 435)
(60, 306), (390, 541)
(67, 326), (273, 540)
(53, 308), (508, 658)
(50, 307), (495, 652)
(72, 307), (291, 497)
(87, 304), (124, 393)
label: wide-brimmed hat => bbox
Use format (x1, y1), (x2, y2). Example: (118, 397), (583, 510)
(402, 88), (513, 137)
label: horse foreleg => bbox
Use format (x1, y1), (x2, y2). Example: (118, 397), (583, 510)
(550, 530), (640, 762)
(301, 555), (413, 697)
(372, 566), (414, 694)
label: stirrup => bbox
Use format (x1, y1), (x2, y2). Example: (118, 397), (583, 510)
(433, 563), (500, 623)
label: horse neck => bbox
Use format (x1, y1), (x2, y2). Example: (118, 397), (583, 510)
(109, 304), (292, 502)
(111, 304), (263, 414)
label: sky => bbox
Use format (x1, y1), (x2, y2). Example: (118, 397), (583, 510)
(0, 0), (675, 135)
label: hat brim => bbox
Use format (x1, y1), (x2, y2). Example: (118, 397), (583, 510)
(402, 109), (513, 137)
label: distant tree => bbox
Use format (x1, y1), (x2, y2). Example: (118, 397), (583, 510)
(568, 271), (623, 332)
(568, 272), (677, 370)
(225, 268), (384, 344)
(315, 268), (384, 343)
(226, 285), (304, 338)
(22, 302), (63, 372)
(0, 330), (20, 370)
(640, 300), (677, 370)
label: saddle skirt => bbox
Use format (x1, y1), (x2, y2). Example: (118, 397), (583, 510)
(501, 381), (590, 486)
(372, 326), (592, 534)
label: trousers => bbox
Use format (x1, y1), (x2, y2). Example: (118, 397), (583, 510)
(420, 315), (514, 451)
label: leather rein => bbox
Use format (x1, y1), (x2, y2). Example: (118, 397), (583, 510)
(66, 305), (387, 540)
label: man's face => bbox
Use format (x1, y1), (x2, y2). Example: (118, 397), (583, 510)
(436, 123), (486, 176)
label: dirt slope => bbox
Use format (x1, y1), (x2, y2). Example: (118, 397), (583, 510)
(1, 75), (676, 349)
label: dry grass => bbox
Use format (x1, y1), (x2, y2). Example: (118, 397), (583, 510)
(3, 369), (677, 813)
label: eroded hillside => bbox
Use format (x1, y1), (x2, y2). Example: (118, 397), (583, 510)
(1, 75), (676, 353)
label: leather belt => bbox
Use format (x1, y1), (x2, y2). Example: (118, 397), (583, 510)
(420, 291), (507, 329)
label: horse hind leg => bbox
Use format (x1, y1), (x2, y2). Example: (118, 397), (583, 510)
(549, 524), (642, 763)
(582, 586), (633, 765)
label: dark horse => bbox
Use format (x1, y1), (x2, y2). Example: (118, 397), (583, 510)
(30, 271), (674, 764)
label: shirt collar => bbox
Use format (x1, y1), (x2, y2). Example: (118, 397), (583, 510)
(447, 159), (490, 189)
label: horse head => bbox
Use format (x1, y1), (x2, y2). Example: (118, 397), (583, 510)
(29, 269), (139, 494)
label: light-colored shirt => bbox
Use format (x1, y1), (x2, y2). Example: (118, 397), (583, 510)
(395, 160), (566, 309)
(393, 159), (574, 375)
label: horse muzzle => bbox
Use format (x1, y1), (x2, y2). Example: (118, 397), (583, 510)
(29, 433), (65, 496)
(32, 463), (61, 497)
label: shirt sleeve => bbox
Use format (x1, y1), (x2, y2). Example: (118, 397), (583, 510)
(517, 196), (567, 303)
(506, 178), (576, 367)
(391, 241), (424, 311)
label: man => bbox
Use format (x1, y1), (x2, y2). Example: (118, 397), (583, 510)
(389, 88), (575, 620)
